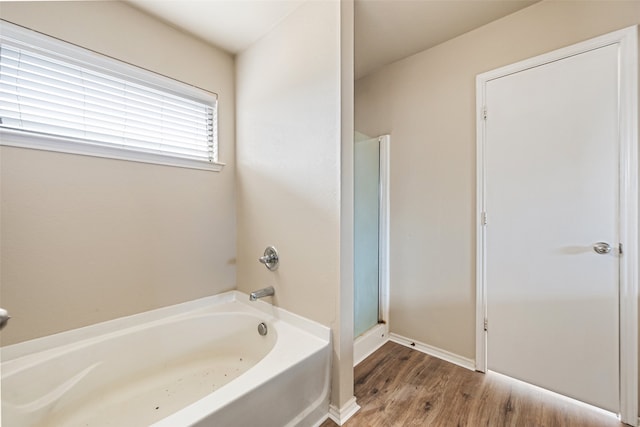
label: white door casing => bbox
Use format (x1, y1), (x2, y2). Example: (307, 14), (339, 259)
(475, 26), (638, 425)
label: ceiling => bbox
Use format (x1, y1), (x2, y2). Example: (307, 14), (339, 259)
(128, 0), (305, 54)
(128, 0), (539, 79)
(354, 0), (538, 78)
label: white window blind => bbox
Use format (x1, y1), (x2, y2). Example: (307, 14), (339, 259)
(0, 21), (221, 171)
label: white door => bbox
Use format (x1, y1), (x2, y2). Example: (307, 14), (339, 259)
(484, 43), (620, 412)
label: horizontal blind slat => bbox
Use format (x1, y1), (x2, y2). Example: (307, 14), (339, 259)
(0, 71), (210, 125)
(0, 92), (210, 141)
(1, 108), (211, 152)
(0, 47), (209, 115)
(3, 121), (211, 159)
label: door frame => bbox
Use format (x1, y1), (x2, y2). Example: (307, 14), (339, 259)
(475, 26), (638, 425)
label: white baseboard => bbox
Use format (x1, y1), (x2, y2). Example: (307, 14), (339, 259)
(354, 323), (389, 366)
(312, 416), (330, 427)
(389, 333), (475, 371)
(328, 396), (360, 426)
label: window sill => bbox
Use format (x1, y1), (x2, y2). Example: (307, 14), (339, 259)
(0, 128), (225, 172)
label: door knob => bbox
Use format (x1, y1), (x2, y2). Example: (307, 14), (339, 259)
(593, 242), (611, 254)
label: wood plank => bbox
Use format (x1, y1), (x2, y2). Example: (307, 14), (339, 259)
(321, 341), (624, 427)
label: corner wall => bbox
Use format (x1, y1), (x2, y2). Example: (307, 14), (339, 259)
(0, 1), (236, 345)
(236, 0), (355, 413)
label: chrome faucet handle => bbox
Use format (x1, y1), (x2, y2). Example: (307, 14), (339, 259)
(0, 308), (10, 331)
(258, 246), (279, 271)
(259, 254), (275, 263)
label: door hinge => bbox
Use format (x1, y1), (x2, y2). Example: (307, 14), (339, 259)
(484, 318), (488, 332)
(482, 106), (488, 120)
(619, 242), (623, 255)
(481, 211), (487, 225)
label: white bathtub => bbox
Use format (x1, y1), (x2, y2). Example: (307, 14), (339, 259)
(1, 291), (331, 427)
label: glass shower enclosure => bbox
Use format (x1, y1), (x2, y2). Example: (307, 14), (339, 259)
(354, 135), (381, 338)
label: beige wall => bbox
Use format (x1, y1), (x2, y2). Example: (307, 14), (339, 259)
(355, 0), (639, 411)
(0, 1), (236, 345)
(236, 0), (355, 410)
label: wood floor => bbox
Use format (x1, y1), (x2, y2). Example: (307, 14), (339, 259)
(320, 341), (625, 427)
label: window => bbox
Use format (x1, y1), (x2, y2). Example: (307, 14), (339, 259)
(0, 21), (222, 171)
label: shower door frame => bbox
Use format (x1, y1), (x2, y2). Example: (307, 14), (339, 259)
(353, 134), (391, 366)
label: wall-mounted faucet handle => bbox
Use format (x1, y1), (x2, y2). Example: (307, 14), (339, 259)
(258, 246), (279, 271)
(0, 308), (10, 331)
(259, 254), (276, 263)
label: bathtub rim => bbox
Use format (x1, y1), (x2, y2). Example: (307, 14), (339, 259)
(1, 291), (330, 364)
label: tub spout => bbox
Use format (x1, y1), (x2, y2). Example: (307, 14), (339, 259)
(249, 286), (275, 301)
